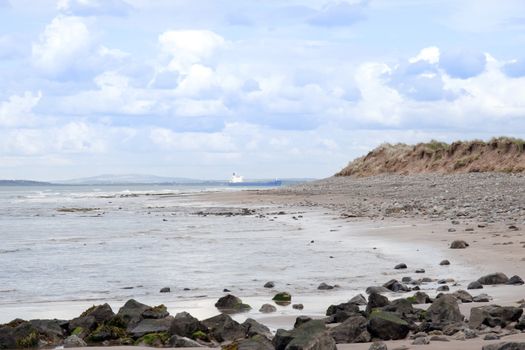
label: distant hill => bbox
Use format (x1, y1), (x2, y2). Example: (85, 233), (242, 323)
(0, 180), (53, 186)
(57, 174), (206, 185)
(336, 137), (525, 177)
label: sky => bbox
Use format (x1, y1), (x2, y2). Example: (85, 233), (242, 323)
(1, 0), (525, 180)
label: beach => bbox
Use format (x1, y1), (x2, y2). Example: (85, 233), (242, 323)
(1, 174), (525, 348)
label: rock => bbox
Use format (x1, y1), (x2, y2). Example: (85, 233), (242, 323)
(477, 273), (509, 285)
(79, 304), (115, 324)
(430, 335), (449, 341)
(129, 317), (174, 338)
(482, 342), (525, 350)
(349, 294), (367, 305)
(415, 269), (425, 273)
(224, 335), (274, 350)
(452, 290), (473, 303)
(468, 281), (484, 289)
(411, 291), (431, 304)
(485, 334), (501, 340)
(369, 342), (388, 350)
(326, 301), (360, 323)
(394, 263), (407, 269)
(450, 240), (469, 249)
(469, 305), (523, 329)
(382, 299), (416, 320)
(87, 324), (126, 342)
(160, 287), (171, 293)
(412, 337), (430, 345)
(365, 286), (390, 294)
(116, 299), (151, 329)
(436, 285), (449, 292)
(367, 311), (410, 340)
(64, 334), (87, 348)
(142, 304), (169, 319)
(273, 320), (336, 350)
(294, 316), (312, 329)
(440, 260), (450, 265)
(202, 314), (245, 342)
(473, 294), (491, 303)
(383, 279), (410, 293)
(243, 318), (272, 339)
(426, 295), (463, 324)
(366, 293), (390, 314)
(264, 281), (275, 288)
(29, 319), (65, 342)
(317, 283), (334, 290)
(507, 275), (524, 285)
(272, 292), (292, 303)
(170, 312), (207, 338)
(401, 277), (412, 283)
(292, 304), (304, 310)
(168, 334), (204, 348)
(259, 304), (277, 313)
(330, 315), (370, 343)
(215, 294), (251, 312)
(516, 316), (525, 330)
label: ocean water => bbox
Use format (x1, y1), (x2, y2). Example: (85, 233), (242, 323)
(0, 185), (476, 326)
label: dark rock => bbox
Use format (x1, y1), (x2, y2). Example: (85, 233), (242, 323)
(368, 342), (388, 350)
(292, 304), (304, 310)
(116, 299), (151, 329)
(367, 311), (410, 340)
(263, 282), (275, 288)
(382, 299), (416, 320)
(436, 285), (449, 292)
(349, 294), (367, 305)
(366, 293), (390, 314)
(87, 324), (126, 342)
(168, 334), (204, 348)
(273, 320), (336, 350)
(64, 334), (87, 348)
(516, 315), (525, 330)
(482, 342), (525, 350)
(477, 273), (509, 285)
(202, 314), (245, 342)
(507, 275), (524, 285)
(142, 304), (169, 319)
(326, 301), (360, 323)
(401, 277), (412, 283)
(415, 269), (425, 273)
(170, 312), (207, 338)
(440, 260), (450, 266)
(383, 279), (410, 293)
(451, 290), (473, 303)
(450, 240), (469, 249)
(469, 305), (523, 329)
(272, 292), (292, 303)
(160, 287), (171, 293)
(330, 315), (370, 343)
(225, 335), (274, 350)
(473, 294), (491, 303)
(411, 291), (431, 304)
(317, 283), (334, 290)
(242, 318), (272, 339)
(394, 263), (407, 269)
(467, 281), (483, 289)
(29, 319), (65, 342)
(0, 321), (40, 349)
(365, 286), (390, 294)
(294, 316), (312, 329)
(485, 334), (501, 340)
(79, 304), (115, 324)
(129, 317), (174, 338)
(259, 304), (277, 313)
(215, 294), (251, 312)
(426, 295), (463, 324)
(412, 337), (430, 345)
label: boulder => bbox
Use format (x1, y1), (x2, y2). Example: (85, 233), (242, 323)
(469, 305), (523, 329)
(367, 311), (410, 340)
(477, 273), (509, 285)
(507, 275), (524, 285)
(168, 334), (204, 348)
(426, 295), (463, 324)
(169, 312), (207, 338)
(242, 318), (272, 339)
(365, 286), (390, 294)
(394, 263), (407, 269)
(294, 316), (312, 329)
(160, 287), (171, 293)
(437, 285), (449, 292)
(64, 334), (87, 348)
(440, 260), (450, 265)
(329, 315), (370, 343)
(129, 317), (175, 338)
(86, 324), (126, 342)
(202, 314), (245, 343)
(224, 335), (274, 350)
(273, 292), (292, 303)
(467, 281), (483, 289)
(263, 281), (275, 288)
(349, 294), (367, 305)
(473, 294), (492, 303)
(79, 304), (115, 324)
(142, 304), (169, 319)
(317, 283), (334, 290)
(0, 321), (40, 349)
(292, 304), (304, 310)
(383, 279), (410, 293)
(29, 319), (65, 342)
(411, 291), (431, 304)
(273, 320), (336, 350)
(450, 240), (469, 249)
(215, 294), (251, 312)
(326, 302), (360, 323)
(452, 290), (473, 303)
(366, 293), (390, 314)
(482, 342), (525, 350)
(116, 299), (151, 329)
(69, 304), (115, 333)
(259, 304), (277, 313)
(382, 299), (416, 320)
(415, 269), (425, 273)
(369, 342), (388, 350)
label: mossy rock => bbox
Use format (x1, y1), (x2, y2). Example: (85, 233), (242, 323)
(16, 330), (39, 348)
(406, 296), (417, 304)
(105, 316), (126, 329)
(192, 330), (207, 340)
(71, 327), (84, 336)
(272, 292), (292, 302)
(369, 311), (409, 325)
(134, 332), (170, 347)
(87, 325), (127, 343)
(80, 305), (97, 318)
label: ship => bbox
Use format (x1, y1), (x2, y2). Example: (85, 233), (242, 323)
(228, 173), (282, 187)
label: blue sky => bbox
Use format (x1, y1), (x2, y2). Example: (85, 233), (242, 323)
(1, 0), (525, 180)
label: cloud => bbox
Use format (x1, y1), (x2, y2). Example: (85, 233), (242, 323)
(150, 127), (235, 152)
(502, 59), (525, 77)
(31, 16), (92, 76)
(57, 0), (132, 17)
(308, 1), (368, 27)
(439, 50), (487, 79)
(0, 91), (42, 128)
(409, 47), (440, 65)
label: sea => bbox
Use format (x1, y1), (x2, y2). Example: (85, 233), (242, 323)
(0, 184), (475, 328)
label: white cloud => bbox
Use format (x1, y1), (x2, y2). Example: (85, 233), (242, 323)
(0, 91), (42, 127)
(57, 0), (132, 17)
(150, 127), (235, 152)
(409, 47), (440, 64)
(32, 15), (92, 75)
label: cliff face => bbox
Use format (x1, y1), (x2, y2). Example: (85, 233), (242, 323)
(336, 137), (525, 177)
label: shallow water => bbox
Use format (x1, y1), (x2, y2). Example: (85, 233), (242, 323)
(0, 185), (478, 327)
